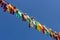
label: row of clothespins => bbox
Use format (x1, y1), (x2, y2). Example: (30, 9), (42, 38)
(0, 0), (60, 40)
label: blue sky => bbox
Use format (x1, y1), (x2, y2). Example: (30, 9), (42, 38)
(0, 0), (60, 40)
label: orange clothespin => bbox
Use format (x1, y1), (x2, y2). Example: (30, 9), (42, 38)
(12, 6), (19, 13)
(22, 13), (28, 21)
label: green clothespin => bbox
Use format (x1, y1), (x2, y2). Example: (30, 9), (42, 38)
(35, 21), (37, 25)
(16, 13), (20, 18)
(45, 29), (50, 36)
(18, 11), (22, 17)
(16, 10), (22, 18)
(27, 17), (31, 23)
(34, 21), (38, 30)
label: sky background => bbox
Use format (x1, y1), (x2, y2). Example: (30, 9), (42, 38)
(0, 0), (60, 40)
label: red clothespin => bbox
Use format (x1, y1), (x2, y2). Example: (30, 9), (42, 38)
(10, 7), (14, 15)
(0, 0), (5, 7)
(41, 25), (46, 34)
(3, 4), (7, 12)
(55, 36), (60, 40)
(57, 32), (60, 40)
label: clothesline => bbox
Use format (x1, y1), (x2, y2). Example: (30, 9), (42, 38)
(0, 0), (60, 40)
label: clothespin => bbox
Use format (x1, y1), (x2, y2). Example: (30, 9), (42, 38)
(3, 3), (7, 12)
(0, 0), (5, 7)
(22, 13), (28, 21)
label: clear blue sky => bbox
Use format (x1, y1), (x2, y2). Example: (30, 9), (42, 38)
(0, 0), (60, 40)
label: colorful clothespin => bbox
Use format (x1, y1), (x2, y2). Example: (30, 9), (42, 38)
(41, 25), (46, 34)
(22, 13), (28, 21)
(15, 8), (22, 18)
(0, 0), (5, 7)
(36, 22), (42, 32)
(28, 16), (35, 28)
(48, 28), (55, 38)
(7, 3), (14, 15)
(3, 3), (7, 12)
(42, 25), (50, 35)
(58, 32), (60, 40)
